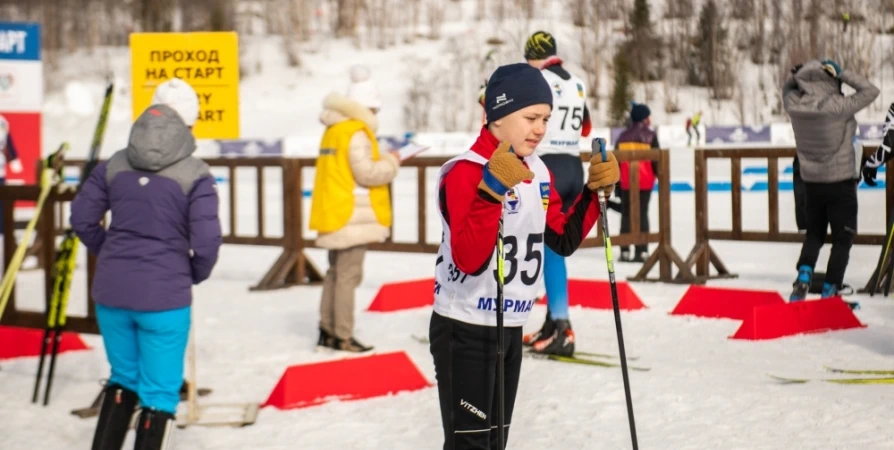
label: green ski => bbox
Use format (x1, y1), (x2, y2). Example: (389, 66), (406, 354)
(823, 365), (894, 376)
(524, 352), (651, 371)
(768, 374), (894, 384)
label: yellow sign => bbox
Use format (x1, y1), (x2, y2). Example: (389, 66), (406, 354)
(130, 32), (240, 139)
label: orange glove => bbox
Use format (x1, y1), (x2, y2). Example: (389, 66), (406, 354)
(587, 152), (620, 195)
(478, 141), (535, 202)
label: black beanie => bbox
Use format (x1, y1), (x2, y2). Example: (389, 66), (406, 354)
(484, 63), (553, 123)
(630, 103), (651, 123)
(524, 31), (557, 60)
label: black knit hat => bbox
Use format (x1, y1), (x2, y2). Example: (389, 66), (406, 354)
(524, 31), (557, 60)
(484, 63), (553, 123)
(630, 103), (651, 123)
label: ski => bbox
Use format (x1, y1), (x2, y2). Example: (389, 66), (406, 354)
(0, 142), (69, 323)
(71, 380), (213, 419)
(33, 81), (114, 406)
(767, 374), (894, 384)
(411, 334), (639, 360)
(524, 351), (651, 372)
(823, 365), (894, 376)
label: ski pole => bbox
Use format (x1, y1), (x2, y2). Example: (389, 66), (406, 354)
(593, 137), (638, 450)
(495, 214), (506, 450)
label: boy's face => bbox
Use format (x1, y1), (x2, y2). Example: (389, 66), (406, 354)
(492, 104), (551, 157)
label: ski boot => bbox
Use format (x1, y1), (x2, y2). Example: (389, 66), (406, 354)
(530, 319), (575, 357)
(821, 282), (839, 299)
(523, 313), (555, 347)
(789, 265), (812, 302)
(91, 384), (139, 450)
(133, 408), (176, 450)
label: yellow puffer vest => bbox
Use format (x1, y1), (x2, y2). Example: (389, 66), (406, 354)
(309, 120), (392, 233)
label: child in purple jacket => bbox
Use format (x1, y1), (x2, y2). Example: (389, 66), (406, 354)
(71, 78), (222, 450)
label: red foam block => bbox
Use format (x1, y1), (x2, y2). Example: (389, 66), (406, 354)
(541, 279), (646, 310)
(731, 297), (865, 340)
(366, 278), (435, 312)
(670, 285), (786, 321)
(263, 351), (432, 410)
(0, 325), (90, 360)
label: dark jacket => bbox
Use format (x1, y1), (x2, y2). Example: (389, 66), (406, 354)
(71, 104), (222, 312)
(783, 60), (879, 183)
(615, 122), (659, 191)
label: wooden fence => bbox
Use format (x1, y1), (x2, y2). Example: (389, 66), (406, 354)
(682, 146), (890, 283)
(0, 150), (686, 334)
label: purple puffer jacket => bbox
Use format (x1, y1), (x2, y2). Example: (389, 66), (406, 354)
(71, 104), (222, 312)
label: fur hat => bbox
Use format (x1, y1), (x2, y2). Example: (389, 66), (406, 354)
(346, 65), (381, 109)
(151, 78), (200, 127)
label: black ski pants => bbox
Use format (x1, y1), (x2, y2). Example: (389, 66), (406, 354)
(429, 312), (523, 450)
(620, 189), (652, 254)
(796, 180), (858, 287)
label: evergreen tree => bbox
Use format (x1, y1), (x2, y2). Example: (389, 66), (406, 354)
(610, 49), (634, 127)
(628, 0), (655, 81)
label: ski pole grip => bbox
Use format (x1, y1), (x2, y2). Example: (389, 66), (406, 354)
(591, 137), (607, 162)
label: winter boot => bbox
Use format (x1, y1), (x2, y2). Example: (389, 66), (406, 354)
(633, 250), (649, 263)
(619, 249), (633, 263)
(789, 265), (813, 302)
(335, 337), (373, 353)
(133, 408), (175, 450)
(530, 319), (575, 357)
(316, 328), (335, 351)
(821, 282), (839, 299)
(523, 312), (555, 347)
(91, 384), (139, 450)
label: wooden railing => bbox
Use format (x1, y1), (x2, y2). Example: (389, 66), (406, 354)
(682, 146), (889, 282)
(0, 150), (688, 334)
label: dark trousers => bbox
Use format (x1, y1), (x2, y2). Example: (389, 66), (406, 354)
(620, 189), (652, 253)
(429, 312), (523, 450)
(796, 180), (858, 287)
(793, 157), (808, 231)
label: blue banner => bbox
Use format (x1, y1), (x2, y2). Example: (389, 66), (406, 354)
(0, 22), (40, 61)
(706, 126), (771, 144)
(218, 139), (282, 157)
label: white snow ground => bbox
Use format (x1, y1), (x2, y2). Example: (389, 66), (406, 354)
(0, 185), (891, 450)
(4, 2), (894, 447)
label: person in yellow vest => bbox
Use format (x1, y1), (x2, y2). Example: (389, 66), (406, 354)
(309, 65), (401, 353)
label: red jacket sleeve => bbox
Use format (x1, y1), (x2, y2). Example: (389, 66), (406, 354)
(544, 173), (600, 256)
(581, 104), (592, 138)
(439, 161), (503, 275)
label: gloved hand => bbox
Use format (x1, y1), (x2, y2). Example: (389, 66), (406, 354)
(863, 157), (878, 187)
(478, 141), (534, 202)
(587, 152), (620, 195)
(821, 59), (842, 78)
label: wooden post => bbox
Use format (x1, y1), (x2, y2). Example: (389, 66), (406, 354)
(417, 166), (426, 245)
(767, 157), (779, 236)
(730, 157), (742, 239)
(228, 165), (237, 237)
(694, 150), (709, 276)
(257, 166), (265, 238)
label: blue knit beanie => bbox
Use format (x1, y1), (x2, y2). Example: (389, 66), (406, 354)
(484, 63), (553, 123)
(630, 102), (651, 123)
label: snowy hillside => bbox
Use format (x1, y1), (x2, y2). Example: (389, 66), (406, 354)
(39, 0), (894, 159)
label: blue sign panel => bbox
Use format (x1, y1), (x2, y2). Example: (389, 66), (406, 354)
(0, 22), (40, 61)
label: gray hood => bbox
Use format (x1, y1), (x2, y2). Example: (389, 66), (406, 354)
(126, 104), (197, 172)
(792, 60), (840, 99)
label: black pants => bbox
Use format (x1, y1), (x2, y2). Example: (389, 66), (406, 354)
(620, 189), (652, 253)
(796, 180), (858, 287)
(429, 312), (523, 450)
(793, 157), (808, 231)
(540, 154), (584, 212)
